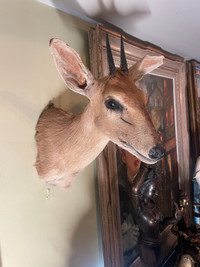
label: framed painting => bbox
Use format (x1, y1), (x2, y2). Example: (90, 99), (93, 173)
(187, 60), (200, 226)
(89, 26), (190, 267)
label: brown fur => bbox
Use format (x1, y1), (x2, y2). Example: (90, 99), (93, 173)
(35, 104), (108, 188)
(35, 38), (164, 188)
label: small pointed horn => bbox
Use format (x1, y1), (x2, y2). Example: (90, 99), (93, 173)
(106, 33), (116, 75)
(120, 35), (128, 74)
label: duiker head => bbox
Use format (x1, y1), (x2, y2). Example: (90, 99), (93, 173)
(35, 36), (165, 188)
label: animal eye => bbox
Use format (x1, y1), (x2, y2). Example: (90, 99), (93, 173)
(105, 99), (123, 112)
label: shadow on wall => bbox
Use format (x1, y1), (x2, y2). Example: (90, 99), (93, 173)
(66, 154), (104, 267)
(53, 88), (89, 114)
(0, 246), (2, 267)
(50, 0), (151, 28)
(68, 206), (103, 267)
(47, 92), (103, 267)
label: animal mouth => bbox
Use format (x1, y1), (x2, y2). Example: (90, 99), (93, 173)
(119, 138), (158, 164)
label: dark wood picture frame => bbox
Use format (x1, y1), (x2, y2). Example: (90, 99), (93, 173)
(88, 25), (191, 267)
(187, 60), (200, 167)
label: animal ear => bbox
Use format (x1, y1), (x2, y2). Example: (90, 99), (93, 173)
(49, 38), (95, 98)
(129, 55), (164, 82)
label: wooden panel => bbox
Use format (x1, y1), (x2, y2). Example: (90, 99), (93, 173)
(89, 25), (191, 266)
(97, 143), (123, 267)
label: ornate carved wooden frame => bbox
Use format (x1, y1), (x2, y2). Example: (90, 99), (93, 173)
(187, 60), (200, 166)
(88, 25), (190, 267)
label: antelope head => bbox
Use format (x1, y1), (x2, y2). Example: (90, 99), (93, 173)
(35, 35), (165, 188)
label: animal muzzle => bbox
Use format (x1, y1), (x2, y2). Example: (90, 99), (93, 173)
(148, 144), (165, 161)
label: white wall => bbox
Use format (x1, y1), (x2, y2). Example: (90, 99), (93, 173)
(0, 0), (103, 266)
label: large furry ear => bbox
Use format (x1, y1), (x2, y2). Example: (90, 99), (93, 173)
(129, 55), (164, 82)
(49, 38), (95, 98)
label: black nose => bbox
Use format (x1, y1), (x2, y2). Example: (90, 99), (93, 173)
(149, 144), (165, 160)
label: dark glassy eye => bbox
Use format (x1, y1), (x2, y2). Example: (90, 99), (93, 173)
(105, 99), (123, 112)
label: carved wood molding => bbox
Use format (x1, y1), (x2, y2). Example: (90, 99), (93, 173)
(89, 25), (191, 267)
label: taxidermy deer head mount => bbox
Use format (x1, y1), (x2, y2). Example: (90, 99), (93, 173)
(35, 35), (165, 188)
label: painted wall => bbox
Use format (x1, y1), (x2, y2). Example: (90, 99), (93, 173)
(0, 0), (104, 266)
